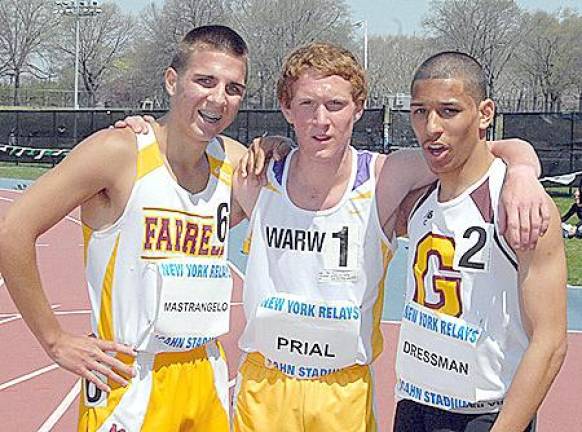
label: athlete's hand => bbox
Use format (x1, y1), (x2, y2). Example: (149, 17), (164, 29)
(499, 165), (550, 251)
(48, 331), (135, 393)
(113, 115), (155, 134)
(240, 135), (294, 183)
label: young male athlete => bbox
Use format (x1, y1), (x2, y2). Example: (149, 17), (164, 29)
(393, 52), (567, 432)
(231, 42), (549, 432)
(0, 25), (265, 431)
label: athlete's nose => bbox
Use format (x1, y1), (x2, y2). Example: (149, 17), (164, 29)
(313, 105), (331, 126)
(426, 111), (443, 136)
(207, 85), (227, 107)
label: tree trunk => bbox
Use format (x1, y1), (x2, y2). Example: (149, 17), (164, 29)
(12, 72), (20, 106)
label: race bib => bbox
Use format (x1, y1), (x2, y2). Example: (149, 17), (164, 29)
(254, 293), (361, 378)
(453, 224), (494, 273)
(318, 223), (360, 283)
(396, 301), (483, 402)
(153, 259), (232, 350)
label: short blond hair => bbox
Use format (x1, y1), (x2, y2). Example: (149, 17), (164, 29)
(276, 42), (367, 108)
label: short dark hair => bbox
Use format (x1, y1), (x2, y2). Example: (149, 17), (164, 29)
(170, 25), (248, 73)
(411, 51), (487, 102)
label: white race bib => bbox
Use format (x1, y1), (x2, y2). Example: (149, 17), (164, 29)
(319, 223), (360, 283)
(452, 224), (494, 273)
(153, 259), (232, 350)
(254, 293), (361, 378)
(396, 301), (484, 402)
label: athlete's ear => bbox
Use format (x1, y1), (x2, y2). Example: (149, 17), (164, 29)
(164, 67), (178, 97)
(478, 98), (495, 131)
(280, 99), (295, 126)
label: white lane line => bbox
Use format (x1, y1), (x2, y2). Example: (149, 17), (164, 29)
(0, 363), (60, 391)
(228, 261), (245, 280)
(36, 380), (81, 432)
(54, 309), (91, 316)
(64, 214), (81, 225)
(229, 378), (236, 388)
(0, 304), (61, 326)
(0, 315), (22, 325)
(0, 276), (4, 287)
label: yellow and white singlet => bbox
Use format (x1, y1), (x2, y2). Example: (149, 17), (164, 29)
(78, 128), (233, 431)
(234, 147), (394, 431)
(395, 158), (528, 414)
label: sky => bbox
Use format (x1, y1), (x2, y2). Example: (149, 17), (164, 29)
(119, 0), (581, 36)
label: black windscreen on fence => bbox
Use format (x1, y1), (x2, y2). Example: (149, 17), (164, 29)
(386, 110), (417, 149)
(1, 109), (580, 175)
(503, 112), (582, 176)
(0, 109), (386, 164)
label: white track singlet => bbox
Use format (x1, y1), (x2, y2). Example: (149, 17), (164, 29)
(239, 147), (394, 379)
(395, 158), (529, 414)
(84, 128), (233, 353)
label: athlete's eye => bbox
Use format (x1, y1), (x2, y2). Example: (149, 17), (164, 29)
(196, 77), (214, 87)
(226, 83), (244, 97)
(441, 108), (460, 118)
(326, 100), (346, 111)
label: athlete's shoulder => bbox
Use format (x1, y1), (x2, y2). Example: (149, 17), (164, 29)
(217, 135), (246, 166)
(76, 126), (138, 161)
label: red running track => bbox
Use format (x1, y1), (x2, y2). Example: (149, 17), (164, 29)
(0, 188), (581, 431)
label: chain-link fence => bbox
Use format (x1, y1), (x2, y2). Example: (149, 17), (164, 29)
(501, 112), (582, 176)
(1, 108), (580, 176)
(385, 109), (582, 177)
(0, 108), (386, 164)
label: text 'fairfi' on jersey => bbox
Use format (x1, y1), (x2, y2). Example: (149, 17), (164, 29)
(141, 206), (229, 258)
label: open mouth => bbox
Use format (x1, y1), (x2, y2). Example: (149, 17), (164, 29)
(312, 135), (331, 142)
(426, 143), (448, 159)
(199, 110), (222, 124)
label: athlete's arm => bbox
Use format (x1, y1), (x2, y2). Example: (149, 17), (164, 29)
(375, 149), (435, 238)
(231, 135), (293, 220)
(0, 129), (137, 393)
(491, 197), (567, 432)
(238, 135), (294, 179)
(114, 114), (156, 134)
(394, 186), (431, 238)
(221, 135), (250, 227)
(489, 138), (549, 251)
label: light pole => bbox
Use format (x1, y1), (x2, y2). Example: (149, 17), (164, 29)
(353, 20), (368, 70)
(54, 1), (102, 110)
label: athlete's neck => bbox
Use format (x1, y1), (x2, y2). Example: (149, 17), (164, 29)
(286, 145), (353, 211)
(438, 140), (495, 202)
(154, 116), (211, 194)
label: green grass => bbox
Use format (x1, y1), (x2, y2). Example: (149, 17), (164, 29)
(0, 162), (50, 180)
(0, 164), (581, 285)
(553, 192), (582, 286)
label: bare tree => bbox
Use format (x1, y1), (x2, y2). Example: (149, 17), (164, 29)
(499, 9), (582, 112)
(128, 0), (232, 108)
(0, 0), (58, 105)
(232, 0), (355, 108)
(52, 2), (136, 107)
(366, 35), (435, 107)
(423, 0), (525, 98)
